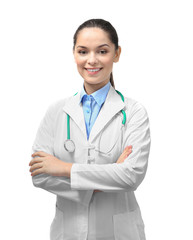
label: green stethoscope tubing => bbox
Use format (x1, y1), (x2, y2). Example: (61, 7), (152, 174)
(115, 90), (126, 125)
(67, 92), (78, 140)
(65, 90), (126, 152)
(67, 113), (71, 140)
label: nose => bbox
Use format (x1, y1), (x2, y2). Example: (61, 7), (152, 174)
(87, 52), (98, 65)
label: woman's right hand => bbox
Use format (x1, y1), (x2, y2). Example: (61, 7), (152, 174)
(116, 145), (132, 164)
(93, 146), (132, 193)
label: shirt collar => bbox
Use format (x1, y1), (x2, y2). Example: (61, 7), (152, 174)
(80, 81), (111, 107)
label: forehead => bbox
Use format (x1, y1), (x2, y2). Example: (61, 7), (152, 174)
(76, 27), (112, 46)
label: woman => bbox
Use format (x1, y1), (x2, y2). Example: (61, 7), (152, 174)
(29, 19), (151, 240)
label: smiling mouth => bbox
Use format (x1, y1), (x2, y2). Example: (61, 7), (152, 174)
(85, 68), (103, 72)
(85, 68), (103, 75)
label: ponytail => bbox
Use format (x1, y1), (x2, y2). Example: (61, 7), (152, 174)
(110, 72), (115, 88)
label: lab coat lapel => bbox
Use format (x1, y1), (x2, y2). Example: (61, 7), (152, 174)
(89, 85), (126, 142)
(62, 93), (87, 140)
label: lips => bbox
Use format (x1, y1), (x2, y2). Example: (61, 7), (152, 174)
(85, 68), (102, 71)
(85, 68), (103, 75)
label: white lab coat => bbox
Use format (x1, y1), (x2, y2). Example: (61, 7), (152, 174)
(32, 85), (151, 240)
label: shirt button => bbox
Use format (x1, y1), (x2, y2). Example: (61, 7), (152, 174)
(86, 110), (90, 113)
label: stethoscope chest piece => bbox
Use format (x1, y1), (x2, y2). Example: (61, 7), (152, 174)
(64, 139), (75, 153)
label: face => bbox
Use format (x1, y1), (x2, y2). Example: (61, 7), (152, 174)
(73, 27), (121, 94)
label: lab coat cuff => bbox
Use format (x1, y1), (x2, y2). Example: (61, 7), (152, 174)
(70, 163), (82, 190)
(71, 164), (93, 206)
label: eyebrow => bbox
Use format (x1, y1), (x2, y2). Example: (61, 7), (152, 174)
(76, 44), (110, 49)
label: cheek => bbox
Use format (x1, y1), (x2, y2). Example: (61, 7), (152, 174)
(74, 56), (85, 68)
(102, 58), (114, 69)
(100, 54), (114, 66)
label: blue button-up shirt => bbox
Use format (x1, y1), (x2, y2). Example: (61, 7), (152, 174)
(80, 82), (111, 139)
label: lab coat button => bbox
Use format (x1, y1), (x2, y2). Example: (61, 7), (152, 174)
(88, 145), (95, 158)
(88, 156), (95, 164)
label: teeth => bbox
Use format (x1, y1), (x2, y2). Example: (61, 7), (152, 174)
(87, 68), (100, 72)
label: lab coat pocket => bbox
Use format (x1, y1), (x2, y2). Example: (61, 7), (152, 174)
(113, 208), (146, 240)
(50, 205), (63, 240)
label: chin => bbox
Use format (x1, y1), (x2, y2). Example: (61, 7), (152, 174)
(83, 77), (100, 84)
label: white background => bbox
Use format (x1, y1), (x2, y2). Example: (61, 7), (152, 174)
(0, 0), (193, 239)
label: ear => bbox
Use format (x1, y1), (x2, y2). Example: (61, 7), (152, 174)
(113, 46), (121, 63)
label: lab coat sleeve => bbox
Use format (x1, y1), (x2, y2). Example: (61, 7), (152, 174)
(70, 102), (151, 192)
(31, 103), (93, 206)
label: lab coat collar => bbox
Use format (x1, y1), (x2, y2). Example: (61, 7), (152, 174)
(79, 81), (111, 107)
(63, 93), (87, 139)
(62, 85), (126, 142)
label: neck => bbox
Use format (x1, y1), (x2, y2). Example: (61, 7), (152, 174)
(84, 80), (110, 95)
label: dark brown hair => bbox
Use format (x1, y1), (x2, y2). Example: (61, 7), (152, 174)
(73, 19), (119, 88)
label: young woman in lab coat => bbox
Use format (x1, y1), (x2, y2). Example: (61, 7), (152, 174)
(29, 19), (151, 240)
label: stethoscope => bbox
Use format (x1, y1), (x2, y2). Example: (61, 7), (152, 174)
(64, 90), (126, 152)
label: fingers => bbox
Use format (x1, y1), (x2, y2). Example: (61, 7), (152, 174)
(29, 157), (44, 176)
(31, 151), (49, 158)
(124, 145), (132, 156)
(94, 190), (102, 193)
(124, 145), (132, 151)
(29, 157), (43, 166)
(121, 146), (132, 158)
(29, 151), (49, 167)
(116, 145), (133, 164)
(29, 163), (43, 173)
(31, 167), (44, 177)
(29, 151), (50, 176)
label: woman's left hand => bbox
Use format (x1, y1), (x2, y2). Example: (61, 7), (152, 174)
(29, 151), (73, 177)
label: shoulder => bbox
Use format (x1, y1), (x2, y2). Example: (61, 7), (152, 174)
(44, 95), (74, 117)
(124, 96), (149, 123)
(112, 87), (148, 117)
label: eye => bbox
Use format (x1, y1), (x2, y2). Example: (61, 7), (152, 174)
(78, 50), (87, 55)
(99, 50), (107, 54)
